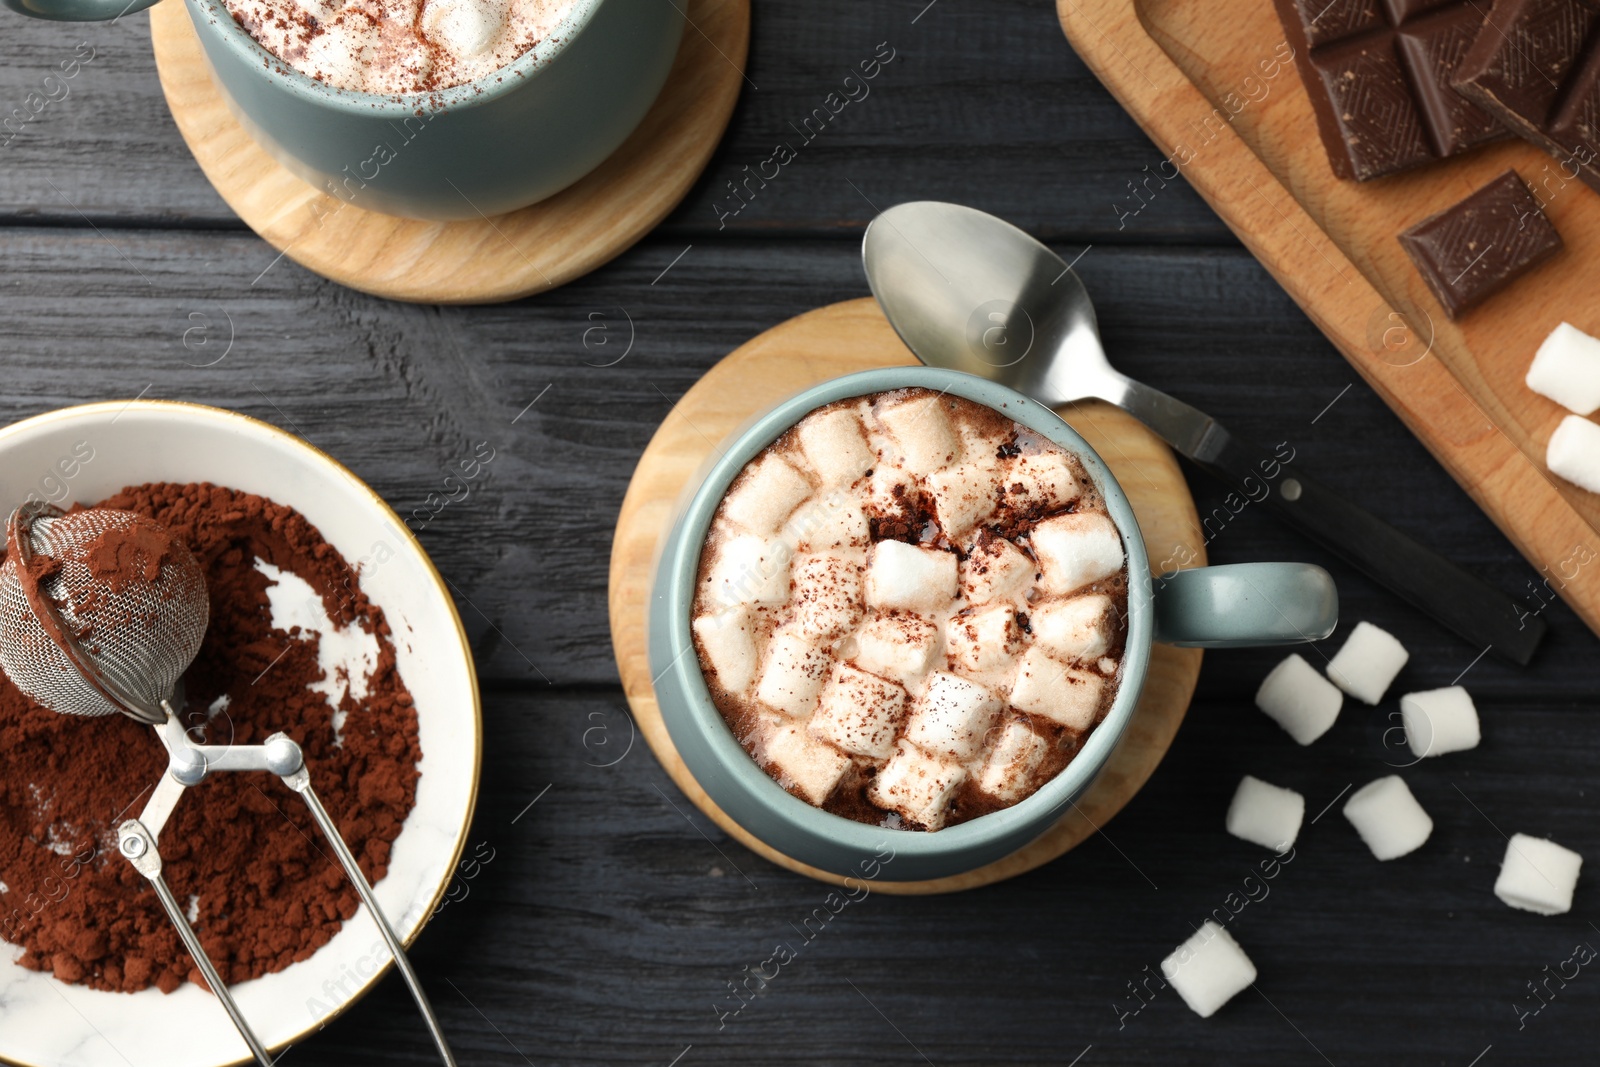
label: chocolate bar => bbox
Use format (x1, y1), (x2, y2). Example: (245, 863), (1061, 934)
(1453, 0), (1600, 193)
(1398, 170), (1564, 317)
(1273, 0), (1511, 180)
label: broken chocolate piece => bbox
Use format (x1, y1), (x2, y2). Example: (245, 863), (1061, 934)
(1398, 6), (1519, 154)
(1309, 33), (1436, 177)
(1274, 0), (1511, 180)
(1302, 0), (1385, 48)
(1453, 0), (1600, 192)
(1549, 43), (1600, 161)
(1398, 169), (1564, 317)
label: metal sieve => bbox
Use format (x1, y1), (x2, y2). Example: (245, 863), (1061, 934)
(0, 502), (456, 1067)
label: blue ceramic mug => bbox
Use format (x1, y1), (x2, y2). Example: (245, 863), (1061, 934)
(2, 0), (683, 219)
(649, 367), (1338, 882)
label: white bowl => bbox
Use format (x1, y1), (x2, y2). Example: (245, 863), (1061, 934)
(0, 401), (481, 1067)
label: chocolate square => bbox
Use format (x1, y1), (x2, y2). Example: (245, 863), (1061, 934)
(1293, 0), (1386, 47)
(1382, 0), (1456, 21)
(1274, 0), (1510, 180)
(1548, 46), (1600, 168)
(1311, 37), (1436, 178)
(1397, 8), (1516, 154)
(1454, 0), (1598, 116)
(1398, 170), (1564, 317)
(1453, 0), (1600, 190)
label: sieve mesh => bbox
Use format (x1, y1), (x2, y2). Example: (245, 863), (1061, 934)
(0, 504), (208, 721)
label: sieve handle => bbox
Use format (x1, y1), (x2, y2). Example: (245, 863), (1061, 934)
(280, 762), (459, 1067)
(117, 820), (275, 1067)
(143, 722), (456, 1064)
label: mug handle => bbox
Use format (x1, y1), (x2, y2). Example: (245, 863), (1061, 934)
(1152, 562), (1337, 648)
(3, 0), (159, 20)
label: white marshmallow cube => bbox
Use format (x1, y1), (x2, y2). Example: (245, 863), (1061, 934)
(864, 540), (957, 613)
(790, 550), (865, 640)
(1400, 686), (1480, 758)
(1343, 775), (1432, 860)
(1029, 594), (1115, 663)
(1526, 322), (1600, 416)
(946, 603), (1023, 676)
(1001, 452), (1080, 514)
(960, 536), (1036, 605)
(905, 671), (1003, 762)
(691, 605), (761, 696)
(877, 394), (962, 472)
(960, 421), (1009, 457)
(976, 717), (1048, 803)
(707, 534), (791, 607)
(1494, 833), (1583, 916)
(762, 721), (851, 805)
(852, 612), (941, 687)
(1326, 621), (1409, 705)
(809, 664), (907, 760)
(1547, 415), (1600, 494)
(925, 462), (999, 542)
(422, 0), (508, 57)
(1254, 653), (1342, 745)
(1161, 921), (1257, 1019)
(754, 629), (832, 718)
(868, 740), (967, 830)
(1009, 646), (1104, 730)
(721, 453), (813, 536)
(1225, 775), (1304, 852)
(786, 493), (870, 552)
(304, 24), (379, 92)
(1030, 512), (1124, 596)
(798, 405), (875, 486)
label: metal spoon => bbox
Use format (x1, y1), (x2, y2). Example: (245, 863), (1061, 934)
(862, 200), (1544, 665)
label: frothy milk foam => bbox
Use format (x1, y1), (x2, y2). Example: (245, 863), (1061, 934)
(224, 0), (583, 95)
(692, 389), (1131, 832)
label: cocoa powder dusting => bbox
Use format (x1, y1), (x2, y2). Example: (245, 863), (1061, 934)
(23, 552), (61, 585)
(84, 521), (175, 595)
(0, 483), (420, 994)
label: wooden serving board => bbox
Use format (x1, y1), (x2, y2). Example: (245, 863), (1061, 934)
(1057, 0), (1600, 638)
(148, 0), (747, 303)
(608, 298), (1206, 893)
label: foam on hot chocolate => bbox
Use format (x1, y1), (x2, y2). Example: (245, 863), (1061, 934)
(223, 0), (581, 95)
(692, 389), (1130, 831)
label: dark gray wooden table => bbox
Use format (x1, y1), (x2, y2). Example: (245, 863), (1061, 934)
(3, 2), (1597, 1064)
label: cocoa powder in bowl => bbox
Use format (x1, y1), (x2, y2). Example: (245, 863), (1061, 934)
(0, 482), (421, 994)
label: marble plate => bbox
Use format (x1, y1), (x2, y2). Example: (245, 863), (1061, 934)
(0, 401), (481, 1067)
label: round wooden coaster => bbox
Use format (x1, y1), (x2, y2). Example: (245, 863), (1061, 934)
(148, 0), (748, 304)
(608, 298), (1207, 894)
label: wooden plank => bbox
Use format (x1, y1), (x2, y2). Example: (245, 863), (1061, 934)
(0, 228), (1589, 695)
(289, 687), (1598, 1064)
(1055, 0), (1600, 639)
(0, 0), (1234, 240)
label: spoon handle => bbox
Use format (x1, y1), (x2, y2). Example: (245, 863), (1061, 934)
(1115, 382), (1546, 665)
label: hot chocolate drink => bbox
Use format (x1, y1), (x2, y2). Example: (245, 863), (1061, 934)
(691, 388), (1129, 832)
(223, 0), (583, 94)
